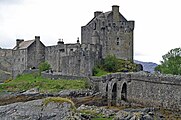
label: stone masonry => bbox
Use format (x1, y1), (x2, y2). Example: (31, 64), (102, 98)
(6, 5), (134, 77)
(12, 36), (45, 78)
(91, 72), (181, 111)
(81, 5), (134, 61)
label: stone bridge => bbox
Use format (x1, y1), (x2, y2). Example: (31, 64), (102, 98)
(90, 72), (181, 111)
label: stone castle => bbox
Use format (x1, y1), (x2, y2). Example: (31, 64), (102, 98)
(1, 5), (181, 112)
(0, 5), (134, 78)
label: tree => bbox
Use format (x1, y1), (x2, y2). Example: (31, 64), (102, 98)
(155, 48), (181, 75)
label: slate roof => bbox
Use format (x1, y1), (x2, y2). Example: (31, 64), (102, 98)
(86, 11), (127, 26)
(13, 40), (35, 50)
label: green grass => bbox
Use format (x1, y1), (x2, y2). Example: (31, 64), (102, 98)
(92, 117), (114, 120)
(0, 74), (88, 93)
(93, 67), (109, 76)
(43, 97), (76, 110)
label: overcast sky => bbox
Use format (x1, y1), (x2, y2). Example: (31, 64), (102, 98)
(0, 0), (181, 64)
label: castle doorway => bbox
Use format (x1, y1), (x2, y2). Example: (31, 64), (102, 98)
(121, 83), (127, 101)
(112, 83), (117, 106)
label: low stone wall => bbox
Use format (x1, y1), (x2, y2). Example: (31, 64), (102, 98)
(23, 69), (39, 74)
(91, 72), (181, 111)
(42, 72), (86, 80)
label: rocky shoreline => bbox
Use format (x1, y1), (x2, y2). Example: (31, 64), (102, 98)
(0, 89), (180, 120)
(0, 98), (166, 120)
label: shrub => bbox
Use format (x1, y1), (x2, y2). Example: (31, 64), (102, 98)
(38, 61), (51, 75)
(92, 55), (137, 76)
(103, 54), (118, 72)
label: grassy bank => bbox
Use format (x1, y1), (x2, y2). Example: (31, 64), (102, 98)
(0, 74), (88, 93)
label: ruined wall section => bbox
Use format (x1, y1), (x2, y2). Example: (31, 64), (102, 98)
(0, 49), (13, 72)
(0, 49), (13, 81)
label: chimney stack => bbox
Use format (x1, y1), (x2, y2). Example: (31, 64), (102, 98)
(94, 11), (102, 17)
(35, 36), (40, 41)
(16, 39), (24, 48)
(112, 5), (120, 23)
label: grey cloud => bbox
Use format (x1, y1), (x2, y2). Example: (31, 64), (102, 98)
(0, 0), (24, 5)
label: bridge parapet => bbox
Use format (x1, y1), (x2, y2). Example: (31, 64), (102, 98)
(91, 72), (181, 111)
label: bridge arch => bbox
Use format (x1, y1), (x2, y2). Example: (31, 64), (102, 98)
(121, 82), (127, 101)
(111, 82), (117, 105)
(104, 84), (109, 103)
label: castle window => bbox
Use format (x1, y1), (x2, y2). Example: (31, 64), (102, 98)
(70, 49), (73, 51)
(60, 49), (65, 52)
(108, 23), (111, 27)
(117, 38), (119, 45)
(93, 23), (96, 30)
(102, 21), (105, 26)
(22, 58), (24, 62)
(113, 23), (116, 28)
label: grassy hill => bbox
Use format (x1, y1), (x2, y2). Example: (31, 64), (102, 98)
(0, 74), (88, 93)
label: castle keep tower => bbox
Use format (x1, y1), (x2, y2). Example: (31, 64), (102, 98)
(81, 5), (134, 61)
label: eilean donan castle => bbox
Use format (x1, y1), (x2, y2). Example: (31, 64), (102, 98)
(1, 5), (134, 78)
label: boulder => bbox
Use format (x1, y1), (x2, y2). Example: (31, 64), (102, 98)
(0, 98), (81, 120)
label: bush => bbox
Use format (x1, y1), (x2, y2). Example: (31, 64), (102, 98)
(38, 61), (51, 75)
(92, 66), (108, 76)
(92, 55), (137, 76)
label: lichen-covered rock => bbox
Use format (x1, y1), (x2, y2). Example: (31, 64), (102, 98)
(114, 108), (163, 120)
(0, 98), (81, 120)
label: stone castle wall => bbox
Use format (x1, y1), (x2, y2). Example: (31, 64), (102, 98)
(0, 49), (13, 57)
(91, 72), (181, 111)
(45, 43), (102, 76)
(0, 49), (13, 82)
(41, 72), (86, 80)
(81, 5), (134, 61)
(0, 49), (13, 72)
